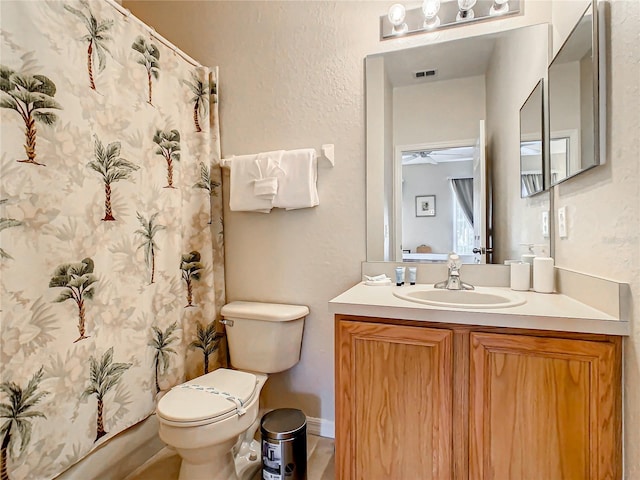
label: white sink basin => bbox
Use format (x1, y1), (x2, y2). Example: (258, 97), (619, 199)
(393, 286), (526, 309)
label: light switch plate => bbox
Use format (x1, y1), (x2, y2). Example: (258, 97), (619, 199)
(542, 211), (549, 238)
(558, 206), (567, 238)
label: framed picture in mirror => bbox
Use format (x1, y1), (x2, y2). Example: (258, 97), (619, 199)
(416, 195), (436, 217)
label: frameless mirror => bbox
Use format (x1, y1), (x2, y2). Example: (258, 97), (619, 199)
(520, 79), (545, 197)
(548, 1), (605, 185)
(366, 24), (551, 264)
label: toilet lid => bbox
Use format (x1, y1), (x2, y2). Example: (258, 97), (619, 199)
(157, 369), (257, 424)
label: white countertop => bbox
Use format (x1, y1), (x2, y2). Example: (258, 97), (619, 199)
(329, 282), (630, 336)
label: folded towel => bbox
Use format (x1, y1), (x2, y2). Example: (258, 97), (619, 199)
(253, 177), (279, 198)
(253, 151), (285, 199)
(273, 148), (319, 210)
(363, 274), (392, 286)
(228, 153), (273, 213)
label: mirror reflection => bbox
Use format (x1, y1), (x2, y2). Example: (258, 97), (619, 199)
(401, 145), (477, 263)
(366, 24), (551, 264)
(548, 2), (602, 184)
(520, 79), (545, 197)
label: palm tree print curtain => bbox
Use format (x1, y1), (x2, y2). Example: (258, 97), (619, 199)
(0, 1), (226, 478)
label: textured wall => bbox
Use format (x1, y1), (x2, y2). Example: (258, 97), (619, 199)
(124, 3), (639, 475)
(550, 2), (640, 477)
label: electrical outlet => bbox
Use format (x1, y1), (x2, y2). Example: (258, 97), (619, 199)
(541, 211), (549, 238)
(558, 206), (567, 238)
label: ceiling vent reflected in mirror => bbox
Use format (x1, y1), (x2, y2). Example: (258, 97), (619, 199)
(380, 0), (522, 40)
(415, 69), (437, 79)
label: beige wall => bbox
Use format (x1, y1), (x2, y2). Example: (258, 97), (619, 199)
(366, 55), (390, 261)
(394, 75), (486, 146)
(125, 1), (640, 475)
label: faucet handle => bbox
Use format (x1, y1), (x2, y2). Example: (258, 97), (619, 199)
(448, 253), (462, 270)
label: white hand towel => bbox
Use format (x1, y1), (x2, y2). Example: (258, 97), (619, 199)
(253, 177), (279, 198)
(273, 148), (319, 210)
(228, 154), (273, 213)
(253, 151), (285, 199)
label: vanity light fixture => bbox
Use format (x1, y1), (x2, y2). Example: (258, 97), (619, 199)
(381, 0), (521, 40)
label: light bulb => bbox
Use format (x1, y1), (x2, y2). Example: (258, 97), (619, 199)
(457, 0), (477, 10)
(422, 0), (441, 28)
(457, 0), (477, 20)
(388, 3), (406, 26)
(490, 0), (509, 15)
(388, 3), (408, 35)
(422, 0), (441, 19)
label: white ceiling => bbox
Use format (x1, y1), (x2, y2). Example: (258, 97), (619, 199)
(553, 11), (592, 64)
(402, 145), (475, 165)
(379, 34), (498, 87)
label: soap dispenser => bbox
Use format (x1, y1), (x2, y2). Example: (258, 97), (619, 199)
(520, 243), (536, 286)
(520, 243), (536, 270)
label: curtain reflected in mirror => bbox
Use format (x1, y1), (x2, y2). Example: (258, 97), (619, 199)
(451, 178), (473, 226)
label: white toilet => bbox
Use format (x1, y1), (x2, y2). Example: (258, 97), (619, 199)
(156, 301), (309, 480)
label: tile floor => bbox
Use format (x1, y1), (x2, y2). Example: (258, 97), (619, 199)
(126, 434), (334, 480)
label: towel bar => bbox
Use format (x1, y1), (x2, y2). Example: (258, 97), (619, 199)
(220, 144), (335, 168)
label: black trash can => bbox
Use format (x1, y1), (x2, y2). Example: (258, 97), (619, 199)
(261, 408), (307, 480)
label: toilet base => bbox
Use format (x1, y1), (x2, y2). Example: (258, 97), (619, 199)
(235, 439), (261, 480)
(176, 437), (261, 480)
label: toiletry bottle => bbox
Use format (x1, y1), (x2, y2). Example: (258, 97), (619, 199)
(408, 267), (417, 285)
(395, 266), (405, 286)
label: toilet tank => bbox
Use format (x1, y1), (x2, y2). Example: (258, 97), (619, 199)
(221, 301), (309, 374)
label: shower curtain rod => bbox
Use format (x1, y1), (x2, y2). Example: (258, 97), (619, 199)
(105, 0), (204, 68)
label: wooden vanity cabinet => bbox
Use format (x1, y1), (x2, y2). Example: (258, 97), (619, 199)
(335, 319), (454, 479)
(335, 315), (622, 480)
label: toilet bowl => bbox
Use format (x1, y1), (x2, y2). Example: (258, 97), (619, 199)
(157, 301), (309, 480)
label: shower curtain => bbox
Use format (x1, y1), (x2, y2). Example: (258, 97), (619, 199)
(0, 1), (225, 478)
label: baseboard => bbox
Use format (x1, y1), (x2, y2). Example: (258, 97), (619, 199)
(306, 416), (335, 439)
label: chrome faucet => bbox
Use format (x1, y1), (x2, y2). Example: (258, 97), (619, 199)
(434, 253), (474, 290)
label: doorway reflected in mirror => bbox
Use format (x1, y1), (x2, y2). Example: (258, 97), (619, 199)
(400, 144), (478, 264)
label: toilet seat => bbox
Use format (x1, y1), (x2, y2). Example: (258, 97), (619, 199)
(158, 369), (258, 427)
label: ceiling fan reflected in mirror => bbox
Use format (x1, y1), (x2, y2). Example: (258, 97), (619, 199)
(401, 145), (474, 165)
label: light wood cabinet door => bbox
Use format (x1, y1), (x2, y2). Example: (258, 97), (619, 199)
(469, 332), (621, 480)
(335, 320), (453, 480)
